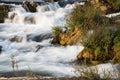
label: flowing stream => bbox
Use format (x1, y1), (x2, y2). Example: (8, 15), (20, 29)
(0, 1), (119, 78)
(0, 2), (84, 77)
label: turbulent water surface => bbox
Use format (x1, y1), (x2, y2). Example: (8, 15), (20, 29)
(0, 1), (119, 78)
(0, 2), (84, 77)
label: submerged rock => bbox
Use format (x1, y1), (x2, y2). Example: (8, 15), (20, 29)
(27, 33), (52, 42)
(9, 36), (23, 42)
(44, 0), (59, 2)
(58, 0), (85, 7)
(24, 16), (36, 24)
(58, 0), (75, 7)
(35, 45), (44, 52)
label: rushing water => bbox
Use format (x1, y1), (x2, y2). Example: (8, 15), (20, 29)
(0, 1), (120, 78)
(0, 2), (84, 77)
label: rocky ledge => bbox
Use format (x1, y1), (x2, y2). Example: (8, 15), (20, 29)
(0, 4), (10, 23)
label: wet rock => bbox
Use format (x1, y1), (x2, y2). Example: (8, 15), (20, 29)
(58, 0), (85, 7)
(35, 45), (44, 52)
(27, 33), (52, 42)
(52, 27), (81, 46)
(77, 49), (94, 64)
(22, 0), (37, 12)
(8, 13), (17, 20)
(0, 46), (2, 54)
(44, 0), (59, 2)
(58, 0), (75, 7)
(24, 16), (36, 24)
(9, 36), (23, 42)
(0, 5), (10, 23)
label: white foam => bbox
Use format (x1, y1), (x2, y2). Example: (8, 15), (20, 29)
(105, 12), (120, 18)
(0, 3), (82, 76)
(0, 2), (119, 78)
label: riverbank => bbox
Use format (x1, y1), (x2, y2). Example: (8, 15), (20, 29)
(0, 76), (94, 80)
(0, 0), (120, 80)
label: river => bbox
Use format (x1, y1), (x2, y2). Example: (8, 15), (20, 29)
(0, 1), (119, 79)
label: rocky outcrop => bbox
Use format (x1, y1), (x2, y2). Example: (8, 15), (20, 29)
(52, 27), (81, 46)
(22, 0), (37, 12)
(9, 36), (23, 42)
(77, 49), (94, 63)
(0, 5), (10, 23)
(77, 49), (102, 65)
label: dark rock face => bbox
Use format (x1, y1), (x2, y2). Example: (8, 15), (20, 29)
(58, 0), (85, 7)
(22, 0), (37, 12)
(27, 33), (52, 42)
(44, 0), (58, 2)
(0, 46), (2, 54)
(58, 0), (75, 7)
(9, 36), (23, 42)
(0, 5), (10, 23)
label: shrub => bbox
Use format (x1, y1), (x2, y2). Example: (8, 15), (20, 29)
(51, 26), (63, 44)
(52, 26), (63, 37)
(112, 27), (120, 63)
(52, 3), (110, 45)
(107, 0), (120, 11)
(80, 27), (120, 63)
(66, 3), (108, 32)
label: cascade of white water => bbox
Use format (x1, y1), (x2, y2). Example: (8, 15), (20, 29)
(0, 2), (80, 77)
(5, 2), (70, 26)
(36, 2), (60, 12)
(0, 1), (120, 78)
(47, 2), (60, 11)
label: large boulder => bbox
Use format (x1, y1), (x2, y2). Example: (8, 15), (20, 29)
(52, 27), (81, 45)
(0, 5), (10, 23)
(22, 0), (37, 12)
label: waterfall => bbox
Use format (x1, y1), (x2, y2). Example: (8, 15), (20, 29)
(0, 1), (119, 78)
(0, 1), (81, 77)
(5, 2), (68, 26)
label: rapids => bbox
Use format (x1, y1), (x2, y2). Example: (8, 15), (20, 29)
(0, 1), (84, 77)
(0, 1), (119, 78)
